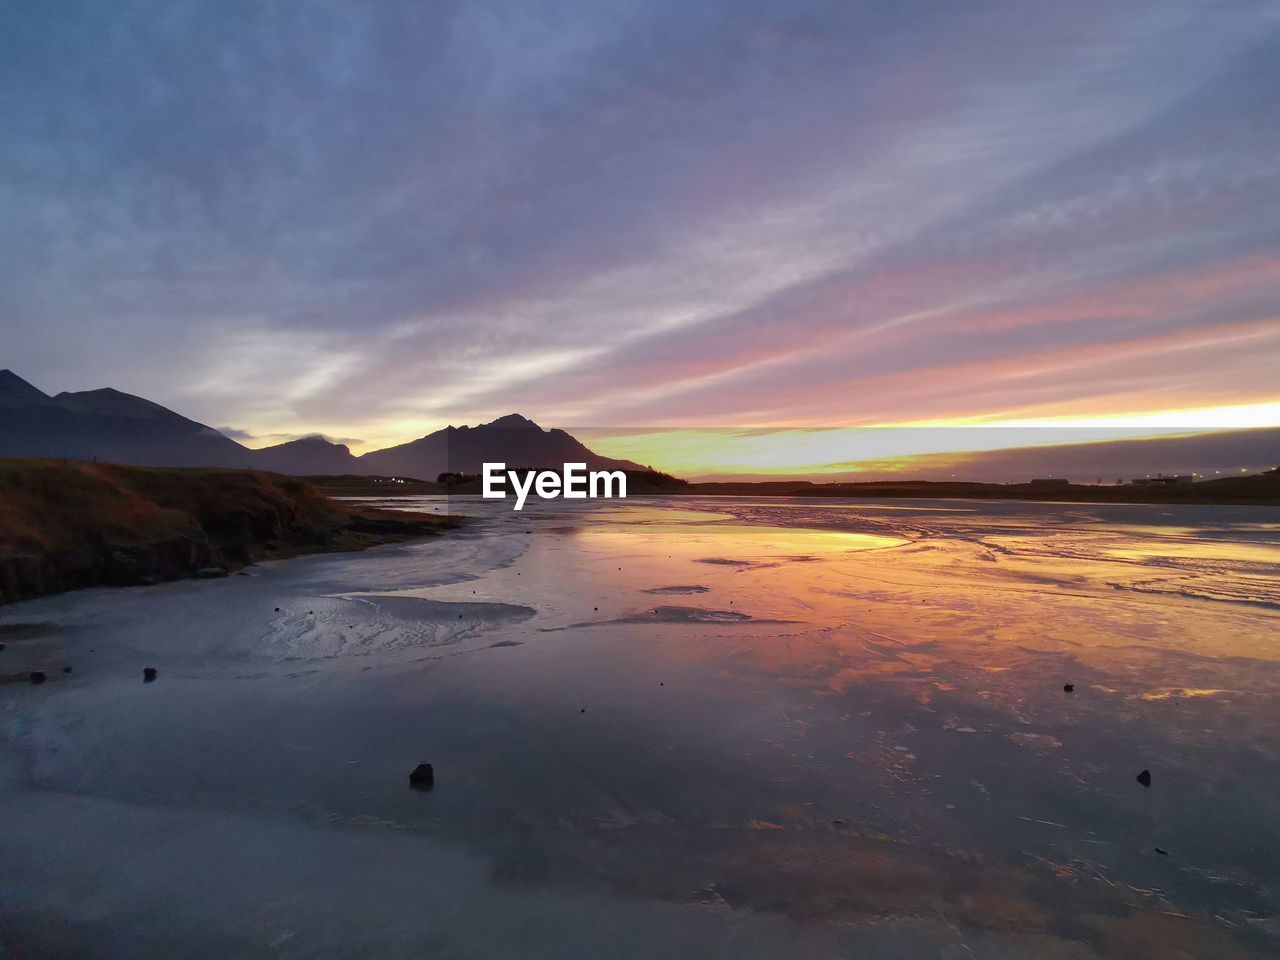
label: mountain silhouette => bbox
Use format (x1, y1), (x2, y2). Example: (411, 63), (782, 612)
(0, 370), (644, 477)
(360, 414), (643, 478)
(253, 435), (362, 475)
(0, 371), (254, 468)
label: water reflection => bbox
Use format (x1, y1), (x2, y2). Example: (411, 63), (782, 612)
(3, 496), (1279, 957)
(415, 496), (1280, 954)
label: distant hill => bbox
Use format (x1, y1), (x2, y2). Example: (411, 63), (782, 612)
(682, 471), (1280, 505)
(358, 412), (646, 478)
(253, 436), (362, 475)
(0, 370), (644, 478)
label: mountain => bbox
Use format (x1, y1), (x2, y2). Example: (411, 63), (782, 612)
(255, 436), (362, 475)
(0, 371), (254, 469)
(358, 412), (646, 478)
(0, 370), (645, 478)
(0, 369), (52, 406)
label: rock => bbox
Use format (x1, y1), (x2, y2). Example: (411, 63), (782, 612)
(0, 643), (5, 652)
(1063, 683), (1075, 692)
(579, 708), (586, 714)
(409, 763), (435, 789)
(1136, 769), (1152, 787)
(274, 607), (281, 612)
(143, 667), (157, 683)
(29, 671), (46, 684)
(1155, 847), (1169, 856)
(62, 666), (72, 674)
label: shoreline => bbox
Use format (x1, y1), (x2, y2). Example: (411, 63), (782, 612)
(322, 480), (1280, 509)
(0, 460), (460, 605)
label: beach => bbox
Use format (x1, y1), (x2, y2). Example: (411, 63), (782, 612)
(3, 495), (1279, 958)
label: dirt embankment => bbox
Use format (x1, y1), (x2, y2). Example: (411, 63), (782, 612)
(0, 459), (459, 604)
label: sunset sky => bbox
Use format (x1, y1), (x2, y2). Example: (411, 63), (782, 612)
(3, 1), (1278, 474)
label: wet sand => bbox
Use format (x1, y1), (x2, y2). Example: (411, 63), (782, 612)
(2, 496), (1279, 958)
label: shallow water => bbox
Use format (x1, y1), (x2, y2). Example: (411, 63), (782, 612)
(3, 496), (1279, 958)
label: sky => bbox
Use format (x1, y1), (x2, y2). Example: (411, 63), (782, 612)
(2, 1), (1279, 474)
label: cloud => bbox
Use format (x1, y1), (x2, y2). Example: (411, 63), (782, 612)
(1, 0), (1278, 449)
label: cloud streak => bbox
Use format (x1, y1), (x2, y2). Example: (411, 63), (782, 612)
(1, 1), (1278, 455)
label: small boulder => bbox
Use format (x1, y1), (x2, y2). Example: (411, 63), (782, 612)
(1063, 683), (1075, 693)
(1155, 847), (1169, 856)
(62, 666), (72, 674)
(29, 671), (46, 685)
(143, 667), (157, 683)
(409, 763), (435, 789)
(1136, 769), (1152, 787)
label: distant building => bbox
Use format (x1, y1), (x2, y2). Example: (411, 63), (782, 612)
(1129, 474), (1194, 486)
(1029, 478), (1070, 489)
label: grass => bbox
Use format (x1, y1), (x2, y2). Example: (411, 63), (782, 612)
(0, 459), (459, 601)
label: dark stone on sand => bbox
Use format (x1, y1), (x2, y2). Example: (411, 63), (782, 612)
(62, 666), (72, 674)
(1155, 847), (1168, 856)
(1063, 683), (1074, 692)
(29, 671), (46, 684)
(580, 708), (586, 713)
(409, 763), (435, 789)
(274, 607), (281, 612)
(143, 667), (157, 683)
(1136, 769), (1152, 787)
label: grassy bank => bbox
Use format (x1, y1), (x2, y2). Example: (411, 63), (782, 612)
(0, 459), (458, 604)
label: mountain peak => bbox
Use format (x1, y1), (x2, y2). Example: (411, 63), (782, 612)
(484, 413), (541, 431)
(294, 434), (351, 452)
(54, 387), (180, 420)
(0, 369), (50, 402)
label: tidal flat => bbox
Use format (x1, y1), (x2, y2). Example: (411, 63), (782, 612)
(2, 496), (1279, 958)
